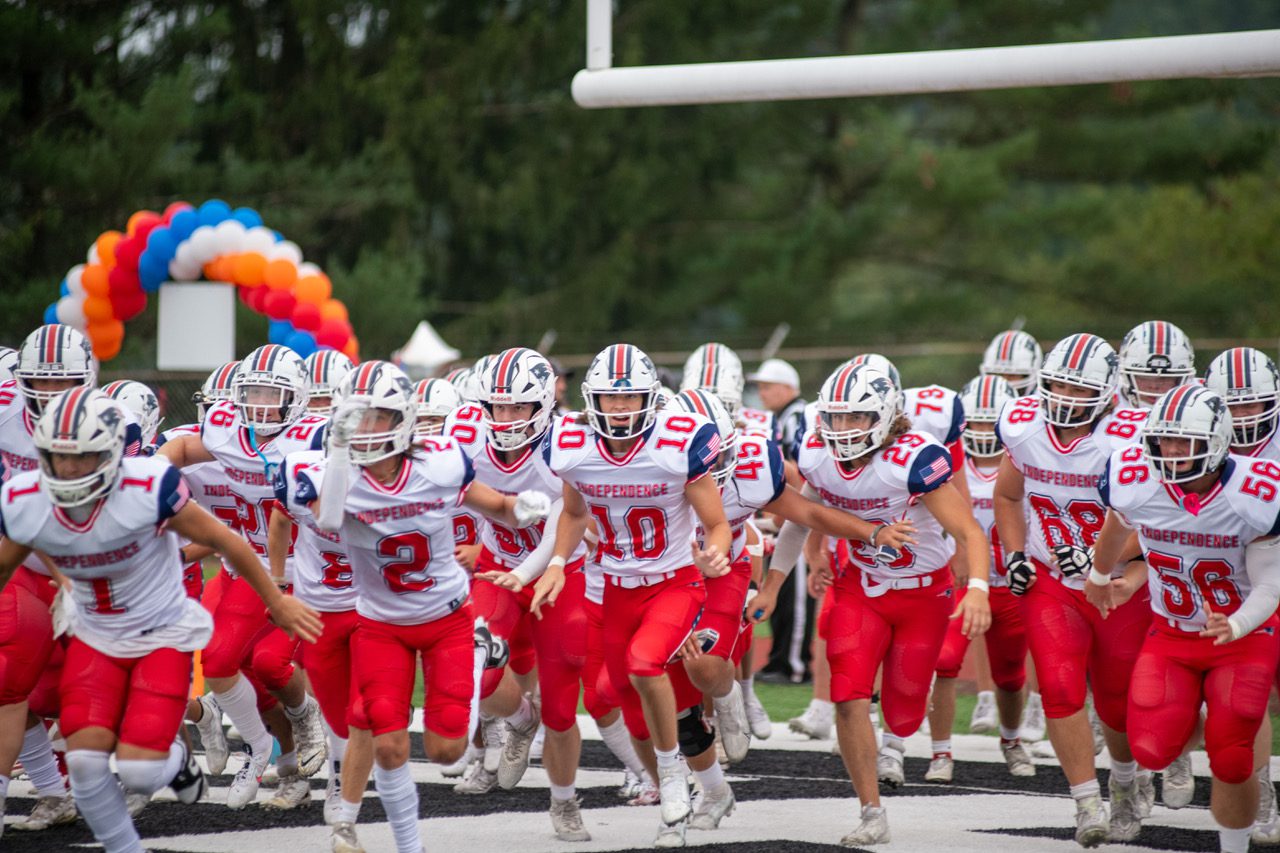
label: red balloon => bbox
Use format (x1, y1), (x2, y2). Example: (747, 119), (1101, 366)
(315, 318), (350, 350)
(114, 238), (143, 272)
(112, 291), (147, 322)
(133, 217), (160, 245)
(291, 301), (323, 331)
(237, 285), (253, 305)
(107, 264), (142, 295)
(262, 289), (297, 321)
(246, 286), (269, 313)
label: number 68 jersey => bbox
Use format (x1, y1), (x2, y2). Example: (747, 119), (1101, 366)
(1101, 448), (1280, 628)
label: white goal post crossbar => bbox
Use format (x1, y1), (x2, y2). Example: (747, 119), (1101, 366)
(573, 1), (1280, 109)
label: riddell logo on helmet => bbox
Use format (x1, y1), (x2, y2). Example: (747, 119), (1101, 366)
(1145, 354), (1172, 370)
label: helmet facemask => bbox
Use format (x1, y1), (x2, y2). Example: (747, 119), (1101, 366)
(962, 420), (1003, 458)
(1144, 432), (1216, 485)
(38, 447), (120, 508)
(483, 400), (551, 452)
(1039, 376), (1110, 428)
(819, 409), (884, 462)
(235, 382), (297, 436)
(585, 388), (657, 441)
(19, 375), (93, 418)
(1226, 398), (1279, 448)
(710, 436), (739, 486)
(349, 406), (413, 466)
(1122, 366), (1193, 410)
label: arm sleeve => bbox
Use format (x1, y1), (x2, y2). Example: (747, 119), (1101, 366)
(156, 466), (191, 522)
(906, 444), (953, 496)
(687, 422), (720, 480)
(1228, 537), (1280, 639)
(509, 499), (565, 586)
(316, 446), (351, 531)
(768, 519), (809, 579)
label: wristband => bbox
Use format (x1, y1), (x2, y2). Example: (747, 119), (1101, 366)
(1227, 617), (1244, 642)
(967, 578), (989, 593)
(745, 542), (765, 558)
(869, 523), (887, 546)
(548, 556), (567, 571)
(1087, 568), (1112, 587)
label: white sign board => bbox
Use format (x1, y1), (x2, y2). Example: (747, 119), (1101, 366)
(156, 282), (235, 370)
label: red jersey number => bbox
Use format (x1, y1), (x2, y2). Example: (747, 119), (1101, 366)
(377, 531), (435, 594)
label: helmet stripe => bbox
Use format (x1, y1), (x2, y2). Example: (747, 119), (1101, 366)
(57, 386), (88, 438)
(1065, 334), (1094, 370)
(353, 361), (379, 394)
(1230, 348), (1247, 390)
(998, 332), (1014, 361)
(255, 346), (275, 374)
(830, 364), (857, 403)
(1151, 321), (1167, 355)
(701, 344), (718, 388)
(494, 348), (522, 393)
(1159, 383), (1194, 422)
(215, 362), (236, 390)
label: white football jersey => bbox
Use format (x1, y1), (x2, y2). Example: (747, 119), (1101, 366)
(545, 410), (719, 579)
(199, 400), (326, 576)
(964, 457), (1008, 587)
(797, 428), (957, 581)
(318, 439), (473, 625)
(276, 450), (357, 612)
(1238, 431), (1280, 465)
(716, 432), (786, 561)
(903, 385), (965, 446)
(0, 380), (38, 479)
(1102, 448), (1280, 627)
(0, 456), (211, 655)
(445, 405), (586, 567)
(997, 396), (1147, 590)
(738, 406), (775, 440)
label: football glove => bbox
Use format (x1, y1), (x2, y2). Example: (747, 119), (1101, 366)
(1006, 551), (1035, 596)
(1053, 544), (1093, 579)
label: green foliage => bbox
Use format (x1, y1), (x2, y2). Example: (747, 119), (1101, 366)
(2, 1), (1278, 374)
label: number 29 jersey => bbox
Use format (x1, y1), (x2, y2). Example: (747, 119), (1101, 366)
(545, 410), (719, 579)
(1101, 448), (1280, 628)
(997, 396), (1147, 590)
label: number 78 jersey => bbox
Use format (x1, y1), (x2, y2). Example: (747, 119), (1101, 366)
(1101, 449), (1280, 628)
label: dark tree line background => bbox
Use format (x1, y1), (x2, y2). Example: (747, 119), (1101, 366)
(2, 1), (1278, 389)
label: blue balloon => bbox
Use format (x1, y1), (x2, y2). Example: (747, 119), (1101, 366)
(43, 303), (59, 325)
(59, 278), (69, 297)
(285, 330), (317, 357)
(231, 207), (263, 229)
(146, 227), (177, 260)
(273, 230), (285, 242)
(169, 209), (199, 242)
(138, 252), (168, 292)
(198, 199), (232, 227)
(268, 320), (293, 345)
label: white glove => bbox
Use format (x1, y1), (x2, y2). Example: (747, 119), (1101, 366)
(328, 400), (367, 449)
(513, 490), (551, 528)
(51, 585), (78, 639)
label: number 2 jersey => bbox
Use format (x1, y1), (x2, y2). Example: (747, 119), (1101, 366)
(796, 428), (956, 581)
(997, 396), (1148, 590)
(285, 440), (474, 626)
(275, 450), (357, 613)
(545, 410), (718, 579)
(0, 456), (212, 656)
(1101, 448), (1280, 628)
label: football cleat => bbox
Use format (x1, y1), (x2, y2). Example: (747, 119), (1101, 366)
(658, 762), (692, 826)
(876, 744), (905, 789)
(840, 804), (890, 846)
(549, 796), (591, 842)
(1162, 754), (1194, 809)
(1107, 777), (1142, 842)
(263, 772), (311, 810)
(1000, 739), (1036, 778)
(288, 697), (328, 778)
(170, 737), (209, 805)
(193, 693), (229, 776)
(689, 784), (735, 830)
(498, 694), (541, 790)
(226, 743), (270, 810)
(969, 691), (997, 734)
(713, 682), (751, 764)
(11, 793), (77, 831)
(330, 821), (366, 853)
(742, 686), (773, 740)
(925, 754), (953, 784)
(453, 762), (498, 795)
(1074, 794), (1109, 848)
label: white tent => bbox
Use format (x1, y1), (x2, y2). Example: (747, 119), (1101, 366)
(396, 320), (460, 379)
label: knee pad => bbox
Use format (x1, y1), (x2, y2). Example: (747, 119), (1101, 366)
(116, 759), (171, 795)
(1209, 745), (1255, 785)
(65, 748), (111, 783)
(677, 705), (715, 759)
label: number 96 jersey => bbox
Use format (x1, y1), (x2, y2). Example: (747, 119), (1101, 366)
(1101, 448), (1280, 628)
(545, 410), (719, 579)
(997, 396), (1146, 590)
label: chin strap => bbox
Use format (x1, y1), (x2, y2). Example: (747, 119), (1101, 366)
(245, 426), (278, 483)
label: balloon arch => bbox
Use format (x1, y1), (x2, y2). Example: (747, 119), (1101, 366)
(46, 199), (357, 362)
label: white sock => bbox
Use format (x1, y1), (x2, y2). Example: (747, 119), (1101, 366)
(506, 696), (534, 731)
(550, 782), (576, 801)
(21, 724), (67, 797)
(373, 762), (422, 853)
(67, 749), (143, 853)
(277, 749), (299, 775)
(328, 732), (348, 763)
(598, 717), (648, 779)
(1111, 760), (1137, 786)
(882, 734), (905, 753)
(738, 675), (754, 693)
(693, 761), (727, 796)
(469, 646), (485, 740)
(977, 690), (995, 704)
(931, 739), (952, 756)
(212, 677), (272, 755)
(1070, 779), (1100, 801)
(336, 797), (362, 824)
(1221, 825), (1252, 853)
(117, 740), (184, 795)
(812, 698), (835, 714)
(655, 746), (681, 773)
(285, 698), (310, 719)
(999, 725), (1021, 741)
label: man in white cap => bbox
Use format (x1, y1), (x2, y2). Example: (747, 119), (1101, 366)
(747, 358), (805, 461)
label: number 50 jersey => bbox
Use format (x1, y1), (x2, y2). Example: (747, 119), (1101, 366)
(1101, 448), (1280, 628)
(545, 410), (718, 579)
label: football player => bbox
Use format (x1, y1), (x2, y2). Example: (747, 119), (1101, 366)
(1117, 321), (1196, 410)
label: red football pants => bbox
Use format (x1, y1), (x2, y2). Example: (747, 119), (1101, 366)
(60, 639), (192, 753)
(935, 585), (1027, 692)
(301, 609), (360, 738)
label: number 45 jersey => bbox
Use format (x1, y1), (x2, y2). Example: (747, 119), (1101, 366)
(1101, 448), (1280, 628)
(997, 395), (1148, 590)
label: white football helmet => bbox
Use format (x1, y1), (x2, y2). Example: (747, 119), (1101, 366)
(816, 363), (902, 462)
(1038, 334), (1119, 428)
(1142, 384), (1232, 484)
(667, 388), (738, 486)
(582, 344), (662, 440)
(681, 343), (745, 417)
(413, 378), (461, 439)
(193, 361), (240, 420)
(33, 387), (127, 507)
(445, 366), (480, 404)
(0, 347), (17, 384)
(959, 375), (1017, 458)
(14, 325), (97, 417)
(303, 350), (356, 415)
(479, 347), (556, 452)
(335, 360), (417, 465)
(233, 345), (310, 435)
(1204, 347), (1280, 449)
(1118, 321), (1196, 409)
(846, 353), (901, 390)
(980, 331), (1043, 395)
(102, 380), (162, 446)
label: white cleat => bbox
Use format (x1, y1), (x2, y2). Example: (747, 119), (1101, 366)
(689, 784), (735, 830)
(193, 693), (229, 776)
(481, 715), (506, 774)
(654, 819), (687, 848)
(1162, 754), (1195, 809)
(263, 771), (311, 810)
(324, 771), (343, 825)
(1136, 768), (1155, 819)
(1019, 692), (1046, 743)
(170, 737), (209, 804)
(925, 754), (953, 783)
(969, 690), (997, 734)
(330, 821), (366, 853)
(877, 744), (905, 789)
(742, 686), (772, 740)
(530, 724), (546, 762)
(658, 763), (692, 826)
(1254, 764), (1280, 845)
(628, 778), (660, 806)
(454, 761), (499, 794)
(288, 698), (328, 778)
(618, 768), (643, 799)
(713, 682), (751, 764)
(550, 796), (591, 842)
(1001, 739), (1036, 778)
(11, 793), (77, 831)
(788, 701), (833, 740)
(125, 791), (151, 818)
(441, 742), (480, 778)
(226, 743), (270, 810)
(498, 695), (541, 790)
(1107, 777), (1141, 842)
(841, 804), (890, 846)
(1087, 703), (1105, 756)
(1075, 794), (1109, 848)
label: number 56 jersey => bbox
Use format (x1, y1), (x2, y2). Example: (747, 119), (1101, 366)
(545, 411), (718, 579)
(1102, 448), (1280, 629)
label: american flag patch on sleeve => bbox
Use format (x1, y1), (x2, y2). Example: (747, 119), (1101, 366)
(699, 433), (722, 465)
(921, 455), (950, 486)
(166, 477), (191, 514)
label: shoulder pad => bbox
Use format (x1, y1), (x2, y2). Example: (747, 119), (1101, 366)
(1223, 456), (1280, 535)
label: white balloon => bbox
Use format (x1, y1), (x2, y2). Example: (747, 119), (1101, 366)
(169, 257), (201, 281)
(213, 220), (247, 255)
(268, 241), (303, 265)
(88, 244), (100, 265)
(296, 262), (321, 278)
(56, 297), (87, 329)
(65, 264), (86, 297)
(243, 226), (276, 256)
(188, 225), (219, 261)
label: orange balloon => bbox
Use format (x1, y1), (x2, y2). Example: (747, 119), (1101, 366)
(92, 335), (122, 361)
(294, 274), (332, 304)
(234, 253), (267, 287)
(83, 296), (114, 323)
(263, 259), (297, 291)
(96, 231), (123, 269)
(208, 256), (235, 283)
(88, 319), (125, 360)
(341, 336), (359, 360)
(320, 300), (349, 323)
(82, 265), (109, 297)
(126, 210), (158, 236)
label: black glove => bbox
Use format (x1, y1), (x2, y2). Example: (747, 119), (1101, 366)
(473, 621), (510, 670)
(1006, 551), (1035, 596)
(1053, 545), (1093, 579)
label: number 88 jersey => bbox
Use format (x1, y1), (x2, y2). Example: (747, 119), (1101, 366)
(1101, 448), (1280, 628)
